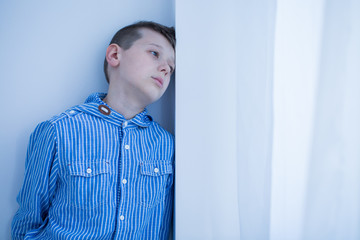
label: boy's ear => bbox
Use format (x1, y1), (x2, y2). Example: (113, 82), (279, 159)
(106, 44), (122, 67)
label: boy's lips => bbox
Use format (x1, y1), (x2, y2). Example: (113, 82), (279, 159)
(151, 76), (164, 88)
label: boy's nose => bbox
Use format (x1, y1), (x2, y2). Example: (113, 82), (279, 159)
(158, 62), (170, 76)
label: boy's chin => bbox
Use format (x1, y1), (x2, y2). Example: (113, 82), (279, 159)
(146, 96), (162, 105)
(143, 92), (165, 106)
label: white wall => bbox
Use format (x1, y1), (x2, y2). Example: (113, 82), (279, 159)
(175, 1), (255, 239)
(0, 1), (174, 238)
(175, 0), (276, 238)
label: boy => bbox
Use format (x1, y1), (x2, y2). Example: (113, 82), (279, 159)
(12, 21), (175, 239)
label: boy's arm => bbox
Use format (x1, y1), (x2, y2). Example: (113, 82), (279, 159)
(11, 121), (59, 239)
(159, 161), (175, 240)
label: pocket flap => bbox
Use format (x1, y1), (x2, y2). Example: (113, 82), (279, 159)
(68, 162), (111, 177)
(140, 160), (173, 176)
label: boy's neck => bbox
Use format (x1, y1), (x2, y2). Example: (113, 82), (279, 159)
(103, 89), (145, 120)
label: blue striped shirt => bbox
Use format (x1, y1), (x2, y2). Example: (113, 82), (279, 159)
(12, 93), (174, 240)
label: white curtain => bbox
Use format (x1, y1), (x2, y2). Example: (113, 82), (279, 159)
(303, 0), (360, 239)
(175, 0), (360, 239)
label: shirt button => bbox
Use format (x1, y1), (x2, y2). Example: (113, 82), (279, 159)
(125, 145), (130, 150)
(122, 179), (127, 184)
(154, 168), (159, 173)
(86, 168), (92, 174)
(123, 121), (128, 127)
(98, 105), (111, 115)
(69, 110), (75, 114)
(120, 215), (125, 221)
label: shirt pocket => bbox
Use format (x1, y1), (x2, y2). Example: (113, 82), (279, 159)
(67, 161), (114, 209)
(138, 160), (174, 208)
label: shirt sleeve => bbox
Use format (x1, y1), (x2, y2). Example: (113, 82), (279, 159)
(159, 157), (175, 240)
(11, 121), (59, 239)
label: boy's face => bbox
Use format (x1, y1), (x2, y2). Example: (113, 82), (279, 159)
(114, 28), (175, 106)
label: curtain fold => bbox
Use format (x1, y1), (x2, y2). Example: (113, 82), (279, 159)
(303, 0), (360, 239)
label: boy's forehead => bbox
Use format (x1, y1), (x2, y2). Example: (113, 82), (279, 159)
(138, 29), (174, 50)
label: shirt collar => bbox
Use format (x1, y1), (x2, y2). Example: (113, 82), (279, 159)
(74, 92), (152, 128)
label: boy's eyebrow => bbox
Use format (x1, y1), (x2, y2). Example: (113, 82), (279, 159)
(148, 43), (163, 49)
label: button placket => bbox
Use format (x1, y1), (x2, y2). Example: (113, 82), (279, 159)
(118, 129), (130, 226)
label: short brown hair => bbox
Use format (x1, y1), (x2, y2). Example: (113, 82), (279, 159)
(103, 21), (176, 83)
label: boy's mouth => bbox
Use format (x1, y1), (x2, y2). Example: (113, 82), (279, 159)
(152, 76), (164, 88)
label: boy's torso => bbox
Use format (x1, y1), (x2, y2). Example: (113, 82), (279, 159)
(37, 93), (174, 239)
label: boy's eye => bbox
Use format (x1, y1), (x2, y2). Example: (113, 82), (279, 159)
(150, 51), (159, 57)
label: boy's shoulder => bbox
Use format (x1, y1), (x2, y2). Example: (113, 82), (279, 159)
(46, 105), (86, 124)
(29, 105), (85, 139)
(148, 120), (174, 140)
(41, 102), (96, 130)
